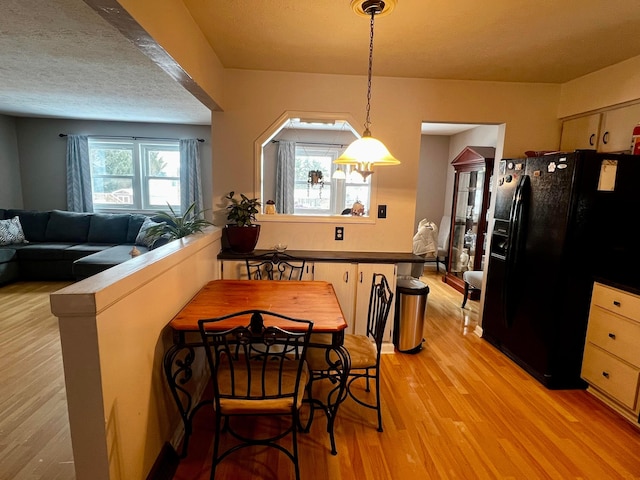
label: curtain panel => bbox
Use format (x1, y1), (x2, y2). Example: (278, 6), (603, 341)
(275, 141), (296, 214)
(66, 135), (93, 212)
(180, 138), (204, 215)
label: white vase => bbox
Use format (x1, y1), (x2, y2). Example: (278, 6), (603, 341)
(459, 248), (469, 268)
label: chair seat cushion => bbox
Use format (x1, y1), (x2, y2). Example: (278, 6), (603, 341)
(217, 360), (309, 415)
(462, 270), (483, 289)
(307, 334), (377, 371)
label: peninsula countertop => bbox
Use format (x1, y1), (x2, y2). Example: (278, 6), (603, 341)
(217, 249), (426, 264)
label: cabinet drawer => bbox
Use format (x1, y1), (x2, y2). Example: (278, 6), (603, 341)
(586, 307), (640, 366)
(582, 344), (640, 410)
(592, 283), (640, 321)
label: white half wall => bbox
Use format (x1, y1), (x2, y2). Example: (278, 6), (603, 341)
(50, 228), (221, 480)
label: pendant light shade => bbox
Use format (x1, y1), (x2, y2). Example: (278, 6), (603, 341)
(335, 0), (400, 179)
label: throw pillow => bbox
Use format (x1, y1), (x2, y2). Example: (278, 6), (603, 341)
(0, 216), (27, 245)
(135, 217), (166, 248)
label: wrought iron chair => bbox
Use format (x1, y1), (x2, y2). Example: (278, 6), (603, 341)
(245, 252), (306, 280)
(198, 310), (313, 480)
(306, 273), (394, 435)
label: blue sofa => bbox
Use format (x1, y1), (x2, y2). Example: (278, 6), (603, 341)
(0, 209), (169, 284)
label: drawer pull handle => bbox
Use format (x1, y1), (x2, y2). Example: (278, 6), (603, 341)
(602, 371), (610, 379)
(608, 332), (616, 340)
(613, 300), (621, 307)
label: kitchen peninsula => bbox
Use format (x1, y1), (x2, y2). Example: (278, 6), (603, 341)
(218, 249), (425, 343)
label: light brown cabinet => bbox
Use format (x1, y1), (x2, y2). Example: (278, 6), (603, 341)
(560, 102), (640, 153)
(581, 283), (640, 425)
(444, 146), (494, 294)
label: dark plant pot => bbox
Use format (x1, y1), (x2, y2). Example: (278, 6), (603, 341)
(224, 224), (261, 253)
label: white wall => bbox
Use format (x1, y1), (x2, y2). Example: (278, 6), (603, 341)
(0, 115), (23, 208)
(559, 55), (640, 118)
(414, 135), (449, 229)
(211, 70), (561, 254)
(50, 229), (221, 480)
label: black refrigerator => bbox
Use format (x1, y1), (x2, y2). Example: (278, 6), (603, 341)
(482, 149), (639, 389)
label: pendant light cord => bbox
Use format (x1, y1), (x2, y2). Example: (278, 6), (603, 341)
(363, 11), (376, 137)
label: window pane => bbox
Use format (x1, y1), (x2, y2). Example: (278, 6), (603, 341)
(345, 185), (370, 213)
(92, 178), (134, 206)
(294, 183), (331, 212)
(146, 149), (180, 177)
(90, 146), (134, 175)
(148, 179), (180, 207)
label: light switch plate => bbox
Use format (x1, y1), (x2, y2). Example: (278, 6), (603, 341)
(378, 205), (387, 218)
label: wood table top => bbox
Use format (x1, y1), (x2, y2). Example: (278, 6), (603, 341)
(169, 280), (347, 333)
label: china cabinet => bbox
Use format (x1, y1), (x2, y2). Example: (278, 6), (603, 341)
(444, 146), (495, 294)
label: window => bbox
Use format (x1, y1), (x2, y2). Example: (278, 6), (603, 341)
(88, 138), (180, 212)
(293, 145), (371, 215)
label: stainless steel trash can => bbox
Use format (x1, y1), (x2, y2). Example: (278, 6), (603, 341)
(394, 277), (429, 353)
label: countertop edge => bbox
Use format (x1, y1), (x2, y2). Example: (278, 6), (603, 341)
(217, 249), (427, 264)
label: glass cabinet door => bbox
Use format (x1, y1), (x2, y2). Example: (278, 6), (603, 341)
(444, 146), (495, 295)
(450, 170), (484, 277)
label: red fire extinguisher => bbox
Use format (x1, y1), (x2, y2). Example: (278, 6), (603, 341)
(631, 123), (640, 155)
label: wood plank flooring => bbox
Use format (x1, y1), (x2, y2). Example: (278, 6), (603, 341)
(174, 266), (640, 480)
(0, 281), (75, 480)
(1, 268), (640, 479)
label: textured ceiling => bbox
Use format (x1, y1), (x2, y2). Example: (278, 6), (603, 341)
(1, 0), (640, 125)
(188, 0), (640, 83)
(0, 0), (211, 124)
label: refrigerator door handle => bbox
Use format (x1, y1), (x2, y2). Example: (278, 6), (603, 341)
(502, 175), (530, 327)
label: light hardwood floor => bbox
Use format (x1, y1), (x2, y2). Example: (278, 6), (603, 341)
(0, 280), (75, 480)
(175, 266), (640, 480)
(2, 268), (640, 480)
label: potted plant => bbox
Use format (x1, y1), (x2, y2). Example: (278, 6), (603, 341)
(145, 202), (212, 242)
(224, 191), (261, 253)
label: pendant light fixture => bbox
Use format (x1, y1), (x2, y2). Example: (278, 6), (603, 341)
(334, 0), (400, 180)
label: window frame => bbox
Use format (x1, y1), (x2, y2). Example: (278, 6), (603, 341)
(88, 138), (181, 213)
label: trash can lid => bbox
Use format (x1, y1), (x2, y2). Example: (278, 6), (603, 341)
(396, 277), (429, 294)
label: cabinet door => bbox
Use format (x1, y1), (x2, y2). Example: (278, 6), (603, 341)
(221, 260), (247, 279)
(301, 262), (314, 280)
(599, 104), (640, 153)
(560, 113), (601, 151)
(313, 262), (357, 334)
(353, 263), (397, 342)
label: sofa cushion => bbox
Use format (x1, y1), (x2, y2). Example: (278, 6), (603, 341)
(63, 243), (116, 261)
(0, 248), (19, 285)
(88, 213), (130, 244)
(126, 214), (148, 244)
(0, 216), (27, 245)
(136, 217), (166, 248)
(45, 210), (91, 243)
(6, 209), (50, 242)
(73, 244), (149, 279)
(0, 209), (5, 220)
(14, 243), (78, 261)
(0, 248), (17, 263)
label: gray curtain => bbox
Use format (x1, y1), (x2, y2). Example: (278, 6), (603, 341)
(275, 141), (295, 214)
(180, 138), (203, 214)
(66, 135), (93, 212)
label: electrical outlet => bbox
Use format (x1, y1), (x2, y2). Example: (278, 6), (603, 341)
(335, 226), (344, 241)
(378, 204), (387, 218)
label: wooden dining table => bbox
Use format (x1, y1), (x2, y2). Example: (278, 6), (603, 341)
(163, 279), (351, 457)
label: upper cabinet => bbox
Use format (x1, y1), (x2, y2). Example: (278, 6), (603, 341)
(560, 102), (640, 153)
(559, 113), (601, 151)
(444, 146), (495, 294)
